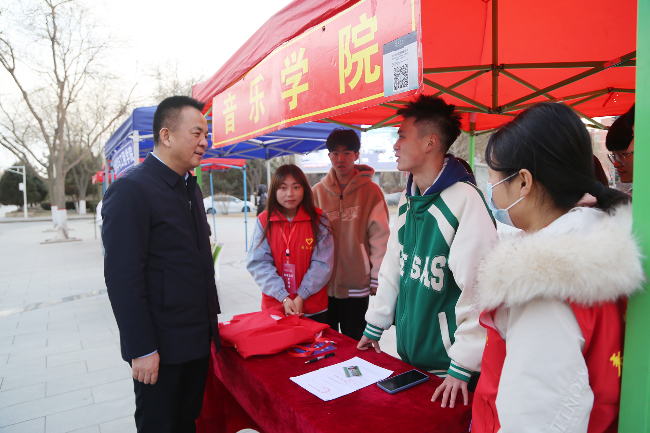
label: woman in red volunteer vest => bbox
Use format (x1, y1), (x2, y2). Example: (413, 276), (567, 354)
(246, 164), (333, 323)
(472, 103), (643, 433)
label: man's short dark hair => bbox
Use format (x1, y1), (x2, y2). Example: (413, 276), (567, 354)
(606, 104), (635, 151)
(396, 95), (462, 152)
(326, 128), (361, 152)
(153, 96), (205, 146)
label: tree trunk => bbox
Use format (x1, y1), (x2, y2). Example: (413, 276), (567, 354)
(51, 160), (66, 208)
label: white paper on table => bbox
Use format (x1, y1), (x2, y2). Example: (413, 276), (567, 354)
(290, 356), (393, 401)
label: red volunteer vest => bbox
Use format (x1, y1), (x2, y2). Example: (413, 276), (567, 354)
(258, 206), (328, 315)
(472, 299), (627, 433)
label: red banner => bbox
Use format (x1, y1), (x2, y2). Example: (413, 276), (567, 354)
(212, 0), (422, 148)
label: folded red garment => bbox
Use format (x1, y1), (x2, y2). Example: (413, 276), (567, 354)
(218, 308), (329, 359)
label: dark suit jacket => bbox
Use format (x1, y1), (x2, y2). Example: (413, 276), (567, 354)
(102, 154), (221, 364)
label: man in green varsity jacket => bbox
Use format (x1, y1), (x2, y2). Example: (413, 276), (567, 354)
(357, 95), (498, 408)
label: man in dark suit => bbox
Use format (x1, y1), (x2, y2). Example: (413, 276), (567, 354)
(102, 96), (220, 433)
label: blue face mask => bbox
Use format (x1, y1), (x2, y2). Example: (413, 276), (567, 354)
(486, 173), (525, 227)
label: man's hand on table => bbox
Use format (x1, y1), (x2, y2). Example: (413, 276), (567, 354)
(431, 375), (468, 408)
(132, 351), (160, 385)
(357, 335), (381, 353)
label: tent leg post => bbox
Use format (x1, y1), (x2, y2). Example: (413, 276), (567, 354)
(619, 0), (650, 430)
(468, 114), (477, 172)
(243, 165), (248, 252)
(266, 158), (271, 187)
(210, 169), (216, 243)
(468, 136), (475, 171)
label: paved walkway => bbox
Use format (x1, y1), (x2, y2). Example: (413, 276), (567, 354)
(0, 215), (397, 432)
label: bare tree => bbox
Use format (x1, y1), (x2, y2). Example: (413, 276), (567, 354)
(150, 61), (205, 103)
(0, 0), (135, 208)
(448, 132), (492, 166)
(245, 159), (266, 198)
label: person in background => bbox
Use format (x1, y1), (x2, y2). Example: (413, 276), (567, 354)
(606, 104), (634, 195)
(357, 95), (498, 408)
(472, 102), (642, 433)
(247, 164), (333, 323)
(312, 129), (390, 341)
(593, 155), (609, 187)
(577, 156), (610, 207)
(103, 96), (221, 433)
(256, 184), (268, 216)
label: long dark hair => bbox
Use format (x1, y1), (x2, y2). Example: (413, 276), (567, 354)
(258, 164), (328, 248)
(485, 103), (630, 212)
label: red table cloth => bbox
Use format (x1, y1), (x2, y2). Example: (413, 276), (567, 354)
(196, 328), (473, 433)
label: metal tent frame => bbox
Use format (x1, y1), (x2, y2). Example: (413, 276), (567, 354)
(315, 0), (635, 171)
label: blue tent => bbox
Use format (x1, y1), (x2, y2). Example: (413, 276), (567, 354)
(105, 106), (158, 159)
(104, 105), (357, 162)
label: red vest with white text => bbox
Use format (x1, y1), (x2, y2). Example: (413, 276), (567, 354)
(258, 206), (328, 315)
(472, 299), (626, 433)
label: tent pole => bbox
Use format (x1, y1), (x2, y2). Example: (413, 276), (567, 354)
(133, 130), (140, 167)
(366, 113), (401, 130)
(492, 0), (499, 111)
(432, 70), (490, 98)
(321, 118), (366, 131)
(500, 70), (555, 99)
(102, 154), (107, 196)
(619, 0), (650, 430)
(266, 158), (271, 187)
(501, 50), (636, 110)
(569, 92), (610, 107)
(564, 105), (606, 129)
(497, 69), (607, 129)
(379, 103), (403, 111)
(469, 114), (476, 172)
(423, 78), (491, 112)
(243, 164), (248, 252)
(210, 169), (216, 243)
(423, 65), (491, 74)
(503, 60), (636, 69)
(503, 89), (611, 112)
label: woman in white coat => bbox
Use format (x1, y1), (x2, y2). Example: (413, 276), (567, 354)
(471, 102), (644, 433)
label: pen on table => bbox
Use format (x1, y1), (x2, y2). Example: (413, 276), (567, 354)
(305, 352), (335, 364)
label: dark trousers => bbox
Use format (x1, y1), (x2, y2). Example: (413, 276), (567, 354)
(133, 356), (210, 433)
(327, 296), (369, 341)
(306, 310), (328, 324)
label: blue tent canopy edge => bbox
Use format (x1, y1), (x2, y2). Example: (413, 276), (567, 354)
(104, 106), (359, 162)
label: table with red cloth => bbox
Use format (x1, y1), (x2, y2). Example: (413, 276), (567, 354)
(196, 328), (473, 433)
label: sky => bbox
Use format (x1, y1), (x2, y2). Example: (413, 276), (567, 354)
(0, 0), (294, 168)
(95, 0), (294, 94)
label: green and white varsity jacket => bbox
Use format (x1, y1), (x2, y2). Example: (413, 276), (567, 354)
(364, 155), (498, 381)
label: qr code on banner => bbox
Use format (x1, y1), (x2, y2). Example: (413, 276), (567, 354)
(393, 64), (409, 91)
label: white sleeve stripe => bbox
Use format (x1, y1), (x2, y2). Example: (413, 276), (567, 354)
(438, 312), (452, 355)
(364, 328), (382, 337)
(449, 366), (472, 378)
(348, 291), (370, 298)
(428, 204), (456, 248)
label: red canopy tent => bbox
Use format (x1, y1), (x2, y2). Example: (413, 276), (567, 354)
(193, 0), (647, 428)
(200, 158), (246, 171)
(193, 0), (636, 138)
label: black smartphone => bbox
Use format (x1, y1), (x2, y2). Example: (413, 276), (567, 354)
(377, 369), (429, 394)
